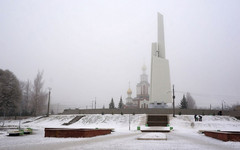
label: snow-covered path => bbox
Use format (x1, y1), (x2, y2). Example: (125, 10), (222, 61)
(2, 131), (239, 150)
(2, 132), (141, 150)
(1, 115), (240, 150)
(167, 131), (238, 150)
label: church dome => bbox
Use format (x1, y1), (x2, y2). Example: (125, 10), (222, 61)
(127, 88), (132, 95)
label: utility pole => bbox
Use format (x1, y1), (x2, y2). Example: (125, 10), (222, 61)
(47, 88), (52, 117)
(210, 104), (211, 110)
(222, 101), (224, 111)
(57, 103), (59, 114)
(95, 97), (96, 109)
(172, 85), (175, 117)
(129, 114), (131, 130)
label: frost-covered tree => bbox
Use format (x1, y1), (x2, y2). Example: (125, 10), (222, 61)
(186, 92), (196, 109)
(230, 102), (240, 111)
(179, 94), (188, 109)
(109, 98), (115, 109)
(118, 96), (124, 109)
(0, 69), (22, 116)
(20, 80), (32, 115)
(31, 71), (47, 116)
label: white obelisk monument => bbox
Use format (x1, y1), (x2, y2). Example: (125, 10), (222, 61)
(149, 13), (172, 108)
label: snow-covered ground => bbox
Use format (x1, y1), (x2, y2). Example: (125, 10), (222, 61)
(0, 114), (240, 150)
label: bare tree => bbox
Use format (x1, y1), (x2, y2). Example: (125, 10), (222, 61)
(228, 102), (240, 111)
(31, 71), (47, 116)
(186, 92), (197, 109)
(20, 80), (32, 115)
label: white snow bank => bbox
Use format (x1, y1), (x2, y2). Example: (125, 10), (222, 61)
(170, 115), (240, 132)
(2, 114), (147, 131)
(69, 114), (146, 131)
(1, 114), (240, 150)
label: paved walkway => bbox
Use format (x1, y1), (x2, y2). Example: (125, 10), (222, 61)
(1, 131), (239, 150)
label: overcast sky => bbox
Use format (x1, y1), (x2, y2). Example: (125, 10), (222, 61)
(1, 0), (240, 109)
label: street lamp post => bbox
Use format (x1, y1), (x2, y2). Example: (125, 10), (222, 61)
(95, 97), (96, 109)
(172, 85), (175, 117)
(129, 114), (131, 131)
(47, 88), (52, 117)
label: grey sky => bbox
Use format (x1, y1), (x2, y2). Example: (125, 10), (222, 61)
(0, 0), (240, 109)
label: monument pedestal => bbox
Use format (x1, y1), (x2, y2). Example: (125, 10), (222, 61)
(149, 102), (168, 108)
(149, 13), (172, 107)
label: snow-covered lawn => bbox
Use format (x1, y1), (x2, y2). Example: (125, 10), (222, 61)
(0, 114), (240, 150)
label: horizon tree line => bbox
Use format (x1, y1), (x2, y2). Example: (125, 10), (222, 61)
(109, 96), (124, 109)
(179, 92), (197, 109)
(0, 69), (48, 118)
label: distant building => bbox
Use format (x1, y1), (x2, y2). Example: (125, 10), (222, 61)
(233, 105), (240, 111)
(125, 65), (150, 108)
(125, 87), (137, 108)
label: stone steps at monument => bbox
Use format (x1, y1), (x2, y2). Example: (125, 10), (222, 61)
(146, 115), (169, 127)
(147, 121), (168, 126)
(62, 115), (85, 126)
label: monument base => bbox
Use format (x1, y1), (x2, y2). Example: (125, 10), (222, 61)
(149, 101), (169, 108)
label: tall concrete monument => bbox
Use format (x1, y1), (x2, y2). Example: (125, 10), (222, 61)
(149, 13), (172, 108)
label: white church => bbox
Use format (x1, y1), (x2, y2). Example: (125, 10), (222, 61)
(125, 65), (150, 109)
